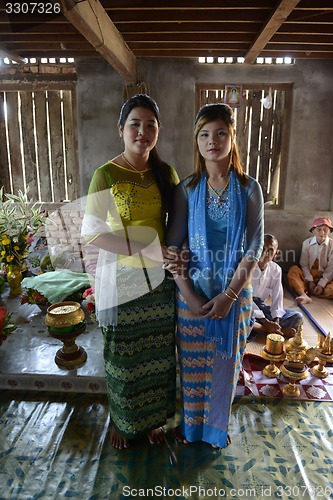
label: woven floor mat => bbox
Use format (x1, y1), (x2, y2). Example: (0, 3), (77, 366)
(284, 285), (333, 335)
(245, 321), (319, 358)
(245, 290), (332, 358)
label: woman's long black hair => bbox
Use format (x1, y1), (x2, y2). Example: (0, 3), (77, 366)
(118, 94), (175, 214)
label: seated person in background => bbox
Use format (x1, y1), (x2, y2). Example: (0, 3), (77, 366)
(248, 234), (303, 341)
(287, 217), (333, 305)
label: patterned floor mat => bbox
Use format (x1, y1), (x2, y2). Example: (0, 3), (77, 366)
(0, 391), (332, 500)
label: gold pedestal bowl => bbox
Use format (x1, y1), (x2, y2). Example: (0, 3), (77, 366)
(311, 333), (333, 379)
(280, 359), (309, 397)
(45, 302), (87, 369)
(260, 334), (286, 378)
(310, 352), (333, 379)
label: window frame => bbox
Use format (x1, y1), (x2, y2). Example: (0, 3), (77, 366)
(0, 78), (79, 202)
(195, 82), (293, 208)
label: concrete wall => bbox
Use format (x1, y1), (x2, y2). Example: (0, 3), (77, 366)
(76, 58), (333, 269)
(76, 59), (124, 194)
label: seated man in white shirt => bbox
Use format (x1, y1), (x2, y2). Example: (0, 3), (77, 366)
(287, 217), (333, 304)
(248, 234), (303, 341)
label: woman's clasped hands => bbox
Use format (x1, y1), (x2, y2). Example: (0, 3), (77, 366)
(201, 292), (235, 321)
(162, 246), (189, 277)
(163, 246), (233, 319)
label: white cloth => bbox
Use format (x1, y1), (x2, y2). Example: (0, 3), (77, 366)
(81, 213), (165, 328)
(81, 213), (118, 327)
(300, 236), (333, 287)
(251, 261), (285, 319)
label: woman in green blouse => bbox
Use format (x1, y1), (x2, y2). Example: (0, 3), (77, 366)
(82, 94), (179, 449)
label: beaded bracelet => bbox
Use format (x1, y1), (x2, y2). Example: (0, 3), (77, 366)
(224, 291), (237, 302)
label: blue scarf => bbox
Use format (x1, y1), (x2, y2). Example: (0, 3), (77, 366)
(187, 170), (247, 357)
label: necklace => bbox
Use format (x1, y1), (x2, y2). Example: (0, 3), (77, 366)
(207, 177), (230, 220)
(207, 178), (230, 198)
(121, 153), (150, 179)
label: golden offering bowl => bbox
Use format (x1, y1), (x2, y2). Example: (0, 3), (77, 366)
(266, 333), (285, 355)
(260, 348), (286, 378)
(45, 302), (85, 328)
(285, 324), (308, 353)
(311, 333), (333, 378)
(259, 334), (286, 377)
(45, 302), (87, 369)
(280, 361), (309, 397)
(48, 324), (87, 369)
(310, 352), (333, 379)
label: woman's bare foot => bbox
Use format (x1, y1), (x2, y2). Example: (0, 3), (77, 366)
(295, 293), (312, 305)
(111, 426), (129, 450)
(172, 426), (189, 444)
(147, 427), (165, 445)
(212, 433), (231, 449)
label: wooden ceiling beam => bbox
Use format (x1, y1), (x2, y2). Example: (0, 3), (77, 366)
(0, 35), (88, 43)
(118, 22), (263, 33)
(287, 10), (333, 23)
(265, 42), (333, 50)
(59, 0), (137, 81)
(2, 42), (96, 50)
(0, 33), (255, 43)
(110, 10), (271, 23)
(100, 0), (331, 8)
(244, 0), (302, 63)
(0, 45), (26, 63)
(278, 24), (333, 34)
(129, 42), (252, 50)
(124, 33), (256, 42)
(132, 49), (333, 58)
(101, 0), (279, 9)
(0, 23), (78, 35)
(5, 50), (104, 59)
(272, 34), (333, 43)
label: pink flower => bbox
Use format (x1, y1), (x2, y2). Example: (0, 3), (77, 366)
(27, 234), (35, 245)
(83, 287), (94, 299)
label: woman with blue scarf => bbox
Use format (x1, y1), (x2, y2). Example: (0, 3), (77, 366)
(166, 103), (264, 449)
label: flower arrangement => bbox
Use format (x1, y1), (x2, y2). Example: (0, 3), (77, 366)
(21, 287), (88, 308)
(82, 287), (96, 320)
(20, 288), (49, 307)
(0, 306), (17, 346)
(0, 187), (46, 267)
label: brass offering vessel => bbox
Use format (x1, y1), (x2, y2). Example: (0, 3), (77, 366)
(280, 349), (309, 397)
(310, 333), (333, 379)
(260, 333), (286, 378)
(45, 302), (87, 369)
(285, 322), (308, 353)
(45, 302), (85, 330)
